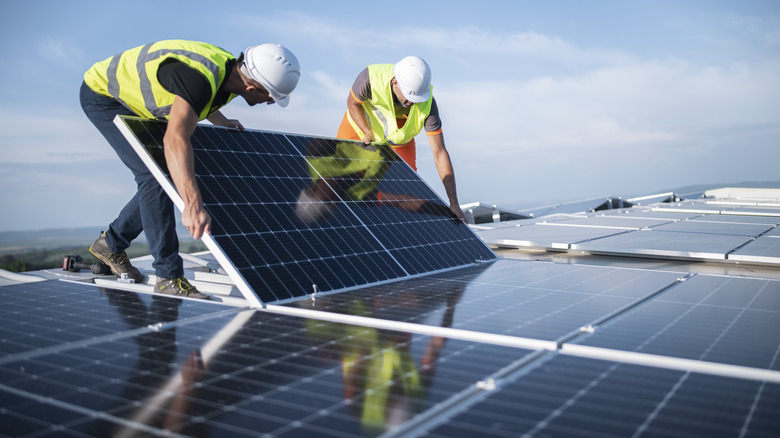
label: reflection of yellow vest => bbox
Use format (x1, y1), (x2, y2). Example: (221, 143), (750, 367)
(361, 345), (421, 431)
(347, 64), (433, 146)
(303, 302), (423, 433)
(84, 40), (236, 121)
(305, 142), (390, 201)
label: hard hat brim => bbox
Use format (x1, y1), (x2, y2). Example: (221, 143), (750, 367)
(404, 88), (431, 104)
(248, 69), (290, 107)
(274, 95), (289, 107)
(243, 45), (294, 108)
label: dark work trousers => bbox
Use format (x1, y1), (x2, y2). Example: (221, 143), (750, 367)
(79, 81), (183, 279)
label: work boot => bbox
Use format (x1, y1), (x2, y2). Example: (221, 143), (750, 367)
(155, 277), (212, 300)
(89, 232), (144, 283)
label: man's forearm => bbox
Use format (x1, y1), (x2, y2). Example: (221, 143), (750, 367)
(430, 134), (459, 204)
(347, 93), (373, 142)
(166, 96), (212, 238)
(164, 135), (200, 207)
(429, 133), (466, 221)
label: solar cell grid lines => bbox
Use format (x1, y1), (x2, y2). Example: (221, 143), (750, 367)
(288, 260), (687, 342)
(577, 274), (780, 370)
(2, 266), (780, 436)
(117, 117), (495, 305)
(421, 354), (780, 438)
(0, 281), (533, 438)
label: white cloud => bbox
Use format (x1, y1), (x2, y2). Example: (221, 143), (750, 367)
(307, 70), (349, 102)
(0, 161), (136, 231)
(0, 107), (115, 164)
(725, 14), (780, 47)
(231, 12), (634, 70)
(402, 26), (636, 68)
(436, 57), (780, 157)
(417, 52), (780, 205)
(36, 38), (85, 69)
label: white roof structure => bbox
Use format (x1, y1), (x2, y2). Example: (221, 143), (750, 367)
(477, 187), (780, 266)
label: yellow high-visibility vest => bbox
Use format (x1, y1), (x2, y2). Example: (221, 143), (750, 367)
(84, 40), (236, 120)
(305, 141), (391, 201)
(347, 64), (433, 146)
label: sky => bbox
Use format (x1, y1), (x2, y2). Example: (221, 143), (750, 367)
(1, 0), (779, 232)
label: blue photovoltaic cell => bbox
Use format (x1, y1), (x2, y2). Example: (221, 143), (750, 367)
(477, 223), (630, 249)
(730, 234), (780, 264)
(0, 280), (529, 437)
(1, 249), (779, 436)
(118, 117), (496, 304)
(291, 259), (683, 342)
(421, 354), (780, 437)
(576, 274), (780, 370)
(0, 280), (222, 359)
(650, 220), (772, 236)
(571, 229), (751, 259)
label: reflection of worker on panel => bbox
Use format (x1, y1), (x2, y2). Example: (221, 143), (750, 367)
(302, 286), (465, 434)
(104, 290), (254, 437)
(295, 138), (457, 225)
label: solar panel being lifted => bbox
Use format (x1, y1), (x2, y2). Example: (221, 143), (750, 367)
(115, 116), (496, 306)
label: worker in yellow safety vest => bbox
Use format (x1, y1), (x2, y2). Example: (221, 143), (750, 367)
(80, 40), (300, 299)
(336, 56), (466, 222)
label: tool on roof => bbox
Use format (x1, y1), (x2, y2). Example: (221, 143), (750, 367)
(62, 255), (112, 275)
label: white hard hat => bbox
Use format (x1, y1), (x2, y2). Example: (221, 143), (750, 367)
(243, 43), (300, 107)
(393, 56), (431, 103)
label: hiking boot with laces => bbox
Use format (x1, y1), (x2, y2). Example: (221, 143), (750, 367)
(89, 232), (144, 283)
(156, 277), (212, 300)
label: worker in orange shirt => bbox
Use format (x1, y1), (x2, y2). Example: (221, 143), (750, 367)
(336, 56), (466, 222)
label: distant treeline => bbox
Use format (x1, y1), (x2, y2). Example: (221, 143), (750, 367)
(0, 241), (208, 273)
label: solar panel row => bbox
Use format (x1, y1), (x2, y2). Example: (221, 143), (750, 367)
(1, 259), (779, 437)
(477, 206), (780, 264)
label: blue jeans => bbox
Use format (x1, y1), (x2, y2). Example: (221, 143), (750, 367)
(79, 82), (182, 278)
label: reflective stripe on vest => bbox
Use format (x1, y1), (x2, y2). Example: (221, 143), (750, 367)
(84, 40), (234, 120)
(347, 64), (433, 146)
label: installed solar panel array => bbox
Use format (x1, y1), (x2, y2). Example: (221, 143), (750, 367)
(2, 261), (779, 436)
(477, 202), (780, 265)
(1, 119), (778, 436)
(116, 117), (495, 306)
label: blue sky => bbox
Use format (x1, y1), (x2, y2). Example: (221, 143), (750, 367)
(1, 0), (778, 232)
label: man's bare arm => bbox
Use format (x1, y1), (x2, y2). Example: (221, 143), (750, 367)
(347, 91), (373, 144)
(164, 96), (212, 239)
(429, 132), (466, 222)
